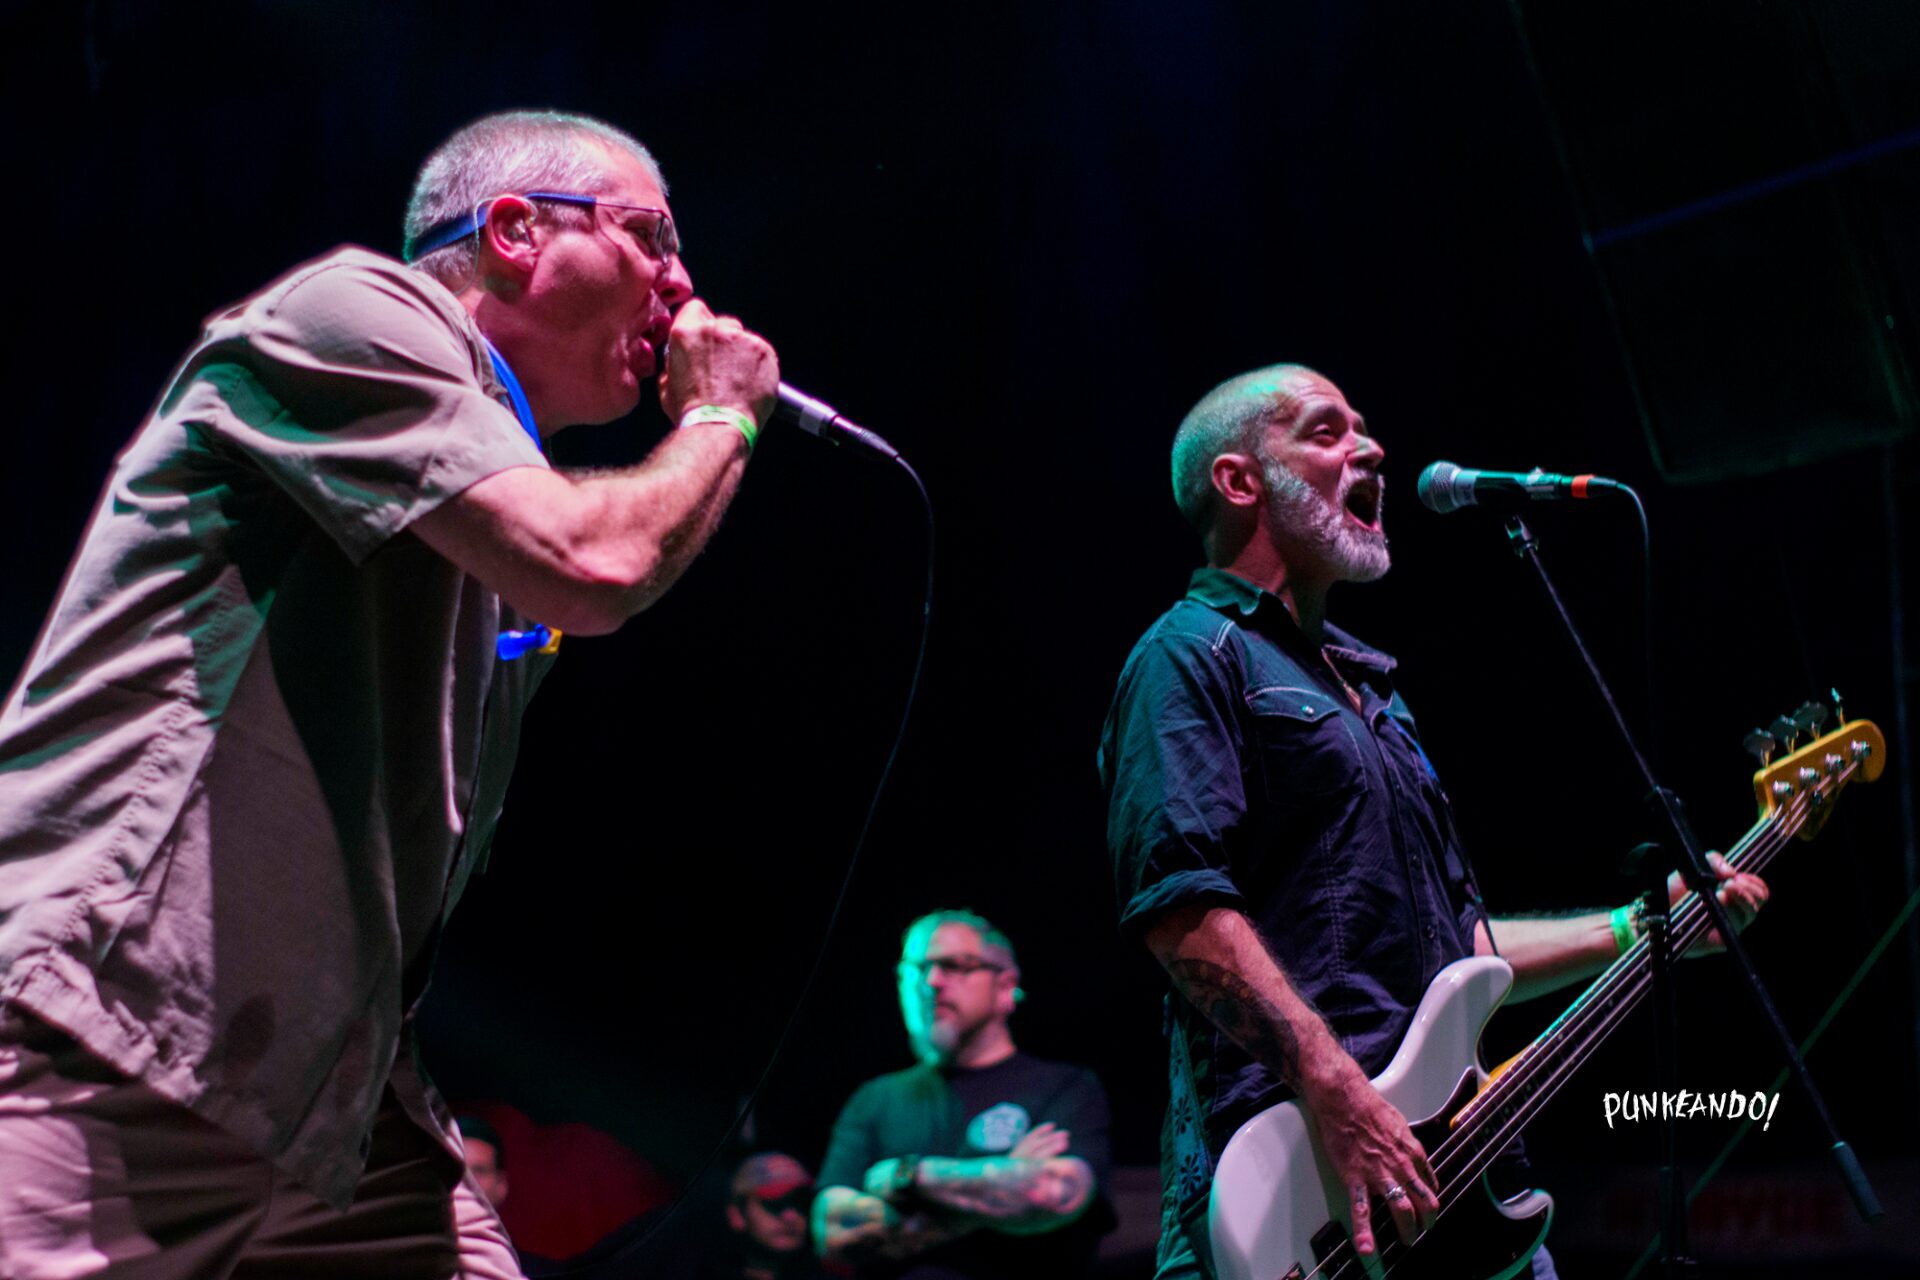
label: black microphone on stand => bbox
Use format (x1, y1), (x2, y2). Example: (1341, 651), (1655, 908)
(1416, 460), (1621, 514)
(774, 383), (901, 461)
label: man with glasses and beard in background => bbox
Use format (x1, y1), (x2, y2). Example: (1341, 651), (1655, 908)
(812, 910), (1114, 1278)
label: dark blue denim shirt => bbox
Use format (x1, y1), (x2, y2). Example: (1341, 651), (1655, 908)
(1098, 567), (1486, 1222)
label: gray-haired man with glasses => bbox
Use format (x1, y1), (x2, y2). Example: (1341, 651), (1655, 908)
(0, 109), (780, 1278)
(813, 910), (1116, 1279)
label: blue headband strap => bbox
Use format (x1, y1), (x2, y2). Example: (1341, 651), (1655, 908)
(406, 192), (604, 262)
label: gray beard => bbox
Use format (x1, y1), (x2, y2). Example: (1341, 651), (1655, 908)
(1263, 460), (1390, 582)
(926, 1020), (961, 1056)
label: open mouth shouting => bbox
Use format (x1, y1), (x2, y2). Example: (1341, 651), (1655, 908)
(634, 311), (674, 379)
(1343, 475), (1384, 533)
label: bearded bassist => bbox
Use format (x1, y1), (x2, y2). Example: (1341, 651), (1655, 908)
(1098, 365), (1768, 1279)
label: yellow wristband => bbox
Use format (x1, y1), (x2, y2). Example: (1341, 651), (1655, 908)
(678, 403), (757, 454)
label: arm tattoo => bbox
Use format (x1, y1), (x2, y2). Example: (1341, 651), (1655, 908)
(915, 1157), (1093, 1227)
(1166, 956), (1310, 1091)
(917, 1157), (1040, 1217)
(879, 1211), (973, 1259)
(818, 1189), (973, 1264)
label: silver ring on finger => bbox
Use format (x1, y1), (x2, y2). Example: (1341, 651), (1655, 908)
(1382, 1182), (1409, 1203)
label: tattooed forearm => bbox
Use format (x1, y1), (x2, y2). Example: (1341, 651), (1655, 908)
(875, 1211), (974, 1260)
(1144, 905), (1355, 1097)
(914, 1156), (1093, 1226)
(815, 1187), (974, 1265)
(1166, 956), (1311, 1089)
(818, 1152), (1093, 1267)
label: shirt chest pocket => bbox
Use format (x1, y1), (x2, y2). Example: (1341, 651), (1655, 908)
(1246, 686), (1368, 801)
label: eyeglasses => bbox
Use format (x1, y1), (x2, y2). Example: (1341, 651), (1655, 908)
(748, 1188), (815, 1215)
(407, 192), (681, 262)
(898, 956), (1005, 980)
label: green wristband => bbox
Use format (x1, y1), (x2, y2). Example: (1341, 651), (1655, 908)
(678, 403), (758, 454)
(1610, 904), (1638, 956)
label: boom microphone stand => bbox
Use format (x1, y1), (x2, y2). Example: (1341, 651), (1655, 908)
(1498, 511), (1881, 1276)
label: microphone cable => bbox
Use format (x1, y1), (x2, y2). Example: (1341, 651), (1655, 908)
(525, 443), (935, 1278)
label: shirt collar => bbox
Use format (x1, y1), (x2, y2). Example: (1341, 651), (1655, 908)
(1184, 565), (1270, 619)
(1184, 566), (1399, 674)
(1324, 632), (1398, 677)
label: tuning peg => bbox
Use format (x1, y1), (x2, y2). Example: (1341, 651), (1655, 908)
(1831, 687), (1846, 722)
(1792, 701), (1830, 737)
(1769, 715), (1800, 751)
(1743, 728), (1777, 767)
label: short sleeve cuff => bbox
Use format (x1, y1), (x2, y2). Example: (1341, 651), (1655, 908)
(219, 250), (552, 567)
(1457, 897), (1490, 946)
(1119, 868), (1245, 938)
(380, 412), (547, 548)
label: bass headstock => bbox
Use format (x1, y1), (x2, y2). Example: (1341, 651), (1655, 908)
(1751, 710), (1886, 840)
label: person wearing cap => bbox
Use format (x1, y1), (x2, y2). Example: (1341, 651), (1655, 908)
(703, 1153), (829, 1280)
(813, 910), (1114, 1278)
(0, 108), (778, 1280)
(458, 1114), (511, 1211)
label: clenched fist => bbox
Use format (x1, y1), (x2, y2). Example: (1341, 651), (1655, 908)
(658, 298), (779, 425)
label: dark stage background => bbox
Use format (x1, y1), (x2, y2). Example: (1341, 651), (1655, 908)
(7, 1), (1920, 1275)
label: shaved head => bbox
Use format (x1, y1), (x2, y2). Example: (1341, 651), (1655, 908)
(1171, 363), (1322, 539)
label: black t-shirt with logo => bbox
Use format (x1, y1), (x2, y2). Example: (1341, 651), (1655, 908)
(816, 1051), (1114, 1278)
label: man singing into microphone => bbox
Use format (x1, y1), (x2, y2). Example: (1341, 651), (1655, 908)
(1098, 364), (1769, 1278)
(0, 110), (775, 1278)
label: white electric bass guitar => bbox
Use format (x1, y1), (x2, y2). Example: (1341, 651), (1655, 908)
(1208, 715), (1885, 1280)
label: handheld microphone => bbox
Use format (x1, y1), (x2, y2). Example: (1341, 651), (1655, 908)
(1416, 461), (1621, 514)
(774, 383), (901, 461)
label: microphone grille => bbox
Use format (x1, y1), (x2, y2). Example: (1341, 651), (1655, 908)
(1416, 461), (1468, 514)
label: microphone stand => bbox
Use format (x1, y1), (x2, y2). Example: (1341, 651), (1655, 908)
(1624, 840), (1688, 1274)
(1499, 513), (1881, 1275)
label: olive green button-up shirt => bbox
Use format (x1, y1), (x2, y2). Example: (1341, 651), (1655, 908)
(0, 247), (552, 1206)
